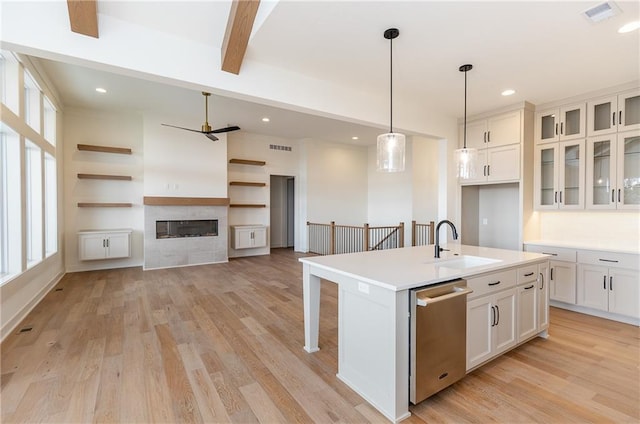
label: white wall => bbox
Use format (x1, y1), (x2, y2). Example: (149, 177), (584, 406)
(538, 211), (640, 248)
(411, 136), (440, 224)
(64, 108), (144, 272)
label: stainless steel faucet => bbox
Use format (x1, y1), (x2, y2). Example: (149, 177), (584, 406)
(434, 220), (459, 258)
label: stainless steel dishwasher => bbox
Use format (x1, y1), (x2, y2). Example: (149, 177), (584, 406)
(410, 279), (472, 404)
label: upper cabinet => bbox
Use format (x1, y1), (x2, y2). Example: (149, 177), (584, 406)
(587, 89), (640, 137)
(535, 103), (586, 143)
(534, 140), (585, 210)
(586, 131), (640, 210)
(465, 110), (521, 150)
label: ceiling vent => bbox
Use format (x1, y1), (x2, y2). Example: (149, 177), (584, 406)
(583, 1), (621, 23)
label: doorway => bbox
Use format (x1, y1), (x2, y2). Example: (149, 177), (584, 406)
(270, 175), (295, 248)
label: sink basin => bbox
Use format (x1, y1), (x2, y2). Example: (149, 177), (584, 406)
(436, 255), (501, 270)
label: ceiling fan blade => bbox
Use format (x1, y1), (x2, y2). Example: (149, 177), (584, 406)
(161, 123), (203, 133)
(210, 125), (241, 134)
(205, 133), (219, 142)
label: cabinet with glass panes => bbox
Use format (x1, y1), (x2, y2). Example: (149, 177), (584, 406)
(587, 90), (640, 137)
(534, 140), (585, 210)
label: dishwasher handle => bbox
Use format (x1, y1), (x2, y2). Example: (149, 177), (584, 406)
(416, 287), (473, 307)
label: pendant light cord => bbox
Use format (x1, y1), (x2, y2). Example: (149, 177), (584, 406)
(390, 35), (393, 133)
(463, 68), (467, 149)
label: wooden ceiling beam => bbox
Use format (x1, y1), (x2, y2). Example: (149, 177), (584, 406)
(67, 0), (99, 38)
(221, 0), (260, 74)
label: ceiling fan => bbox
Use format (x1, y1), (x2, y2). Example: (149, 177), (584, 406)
(161, 92), (240, 141)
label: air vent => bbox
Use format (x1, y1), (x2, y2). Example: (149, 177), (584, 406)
(269, 144), (292, 152)
(583, 1), (621, 23)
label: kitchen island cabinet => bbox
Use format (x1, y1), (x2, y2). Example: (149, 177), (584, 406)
(300, 244), (548, 422)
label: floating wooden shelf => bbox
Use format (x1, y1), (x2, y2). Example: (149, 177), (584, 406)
(143, 197), (230, 206)
(229, 159), (266, 166)
(229, 181), (266, 187)
(78, 202), (133, 208)
(230, 204), (267, 208)
(77, 144), (132, 155)
(78, 173), (132, 181)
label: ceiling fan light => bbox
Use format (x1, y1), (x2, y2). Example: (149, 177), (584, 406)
(454, 147), (478, 180)
(377, 132), (406, 172)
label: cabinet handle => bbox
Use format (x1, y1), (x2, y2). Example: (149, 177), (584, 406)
(484, 132), (487, 143)
(496, 305), (500, 325)
(488, 131), (491, 142)
(554, 191), (558, 203)
(487, 165), (490, 176)
(612, 189), (615, 203)
(598, 258), (619, 263)
(103, 239), (105, 248)
(106, 239), (109, 248)
(555, 123), (558, 135)
(491, 306), (496, 327)
(542, 252), (558, 256)
(609, 276), (613, 291)
(603, 275), (607, 289)
(560, 122), (564, 135)
(539, 272), (544, 290)
(524, 272), (534, 277)
(559, 191), (563, 204)
(488, 281), (501, 286)
(613, 112), (616, 126)
(551, 268), (554, 281)
(618, 189), (621, 203)
(619, 111), (622, 126)
(524, 284), (534, 290)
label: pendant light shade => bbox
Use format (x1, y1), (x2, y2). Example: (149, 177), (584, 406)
(454, 64), (478, 180)
(377, 28), (405, 173)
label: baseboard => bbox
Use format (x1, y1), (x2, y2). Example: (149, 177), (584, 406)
(550, 301), (640, 326)
(1, 270), (65, 343)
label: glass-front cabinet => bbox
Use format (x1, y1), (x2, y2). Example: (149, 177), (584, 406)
(534, 140), (585, 210)
(587, 90), (640, 137)
(535, 103), (586, 143)
(586, 131), (640, 209)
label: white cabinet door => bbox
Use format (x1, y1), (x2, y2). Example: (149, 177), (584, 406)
(518, 283), (538, 342)
(487, 144), (520, 182)
(537, 263), (550, 331)
(535, 108), (560, 144)
(588, 95), (618, 137)
(493, 288), (517, 355)
(550, 260), (576, 304)
(559, 103), (586, 141)
(467, 296), (493, 370)
(577, 264), (609, 312)
(618, 90), (640, 132)
(557, 140), (585, 209)
(586, 136), (617, 209)
(464, 120), (489, 150)
(107, 233), (131, 259)
(534, 144), (559, 210)
(235, 228), (254, 249)
(487, 111), (521, 148)
(608, 268), (640, 318)
(616, 131), (640, 210)
(253, 227), (267, 247)
(79, 233), (107, 260)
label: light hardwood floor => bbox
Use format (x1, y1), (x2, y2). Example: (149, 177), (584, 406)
(1, 248), (638, 423)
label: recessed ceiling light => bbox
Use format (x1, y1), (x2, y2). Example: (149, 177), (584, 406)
(501, 89), (516, 96)
(261, 117), (270, 122)
(618, 21), (640, 33)
(95, 87), (107, 93)
(352, 136), (359, 140)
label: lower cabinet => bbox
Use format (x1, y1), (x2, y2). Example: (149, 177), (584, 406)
(577, 265), (640, 319)
(78, 229), (132, 260)
(231, 225), (267, 249)
(549, 260), (577, 304)
(517, 262), (550, 342)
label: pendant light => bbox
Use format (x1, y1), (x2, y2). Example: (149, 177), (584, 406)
(377, 28), (406, 173)
(454, 64), (478, 180)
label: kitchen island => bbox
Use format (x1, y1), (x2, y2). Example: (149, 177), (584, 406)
(299, 244), (549, 422)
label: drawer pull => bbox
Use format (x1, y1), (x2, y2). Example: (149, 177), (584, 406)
(524, 284), (534, 290)
(524, 272), (534, 277)
(542, 252), (558, 256)
(488, 281), (501, 286)
(603, 275), (606, 289)
(598, 258), (619, 263)
(610, 276), (613, 291)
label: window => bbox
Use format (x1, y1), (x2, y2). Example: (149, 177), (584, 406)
(0, 124), (22, 281)
(44, 152), (57, 256)
(24, 70), (41, 133)
(25, 139), (43, 267)
(43, 96), (56, 145)
(0, 50), (20, 115)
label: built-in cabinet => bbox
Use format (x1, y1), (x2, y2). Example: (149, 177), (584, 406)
(534, 140), (585, 209)
(231, 225), (267, 250)
(586, 90), (640, 136)
(460, 110), (523, 184)
(516, 262), (550, 342)
(586, 131), (640, 209)
(535, 103), (586, 143)
(78, 229), (132, 260)
(524, 242), (639, 324)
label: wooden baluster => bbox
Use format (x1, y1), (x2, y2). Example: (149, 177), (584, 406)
(428, 221), (435, 245)
(329, 221), (335, 255)
(399, 222), (404, 248)
(363, 223), (369, 251)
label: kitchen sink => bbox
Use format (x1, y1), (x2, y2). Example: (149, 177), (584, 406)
(436, 255), (501, 269)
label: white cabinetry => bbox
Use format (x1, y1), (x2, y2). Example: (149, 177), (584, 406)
(78, 229), (131, 260)
(586, 131), (640, 210)
(517, 263), (550, 343)
(535, 103), (586, 143)
(461, 110), (523, 184)
(466, 269), (518, 370)
(231, 225), (267, 249)
(577, 251), (640, 319)
(524, 244), (577, 304)
(587, 89), (640, 136)
(534, 140), (585, 209)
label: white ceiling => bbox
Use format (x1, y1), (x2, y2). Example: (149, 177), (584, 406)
(15, 0), (640, 145)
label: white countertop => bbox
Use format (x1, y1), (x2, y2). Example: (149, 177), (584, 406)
(299, 244), (548, 292)
(524, 240), (640, 255)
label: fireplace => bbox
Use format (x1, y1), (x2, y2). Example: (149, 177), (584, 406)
(156, 219), (218, 239)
